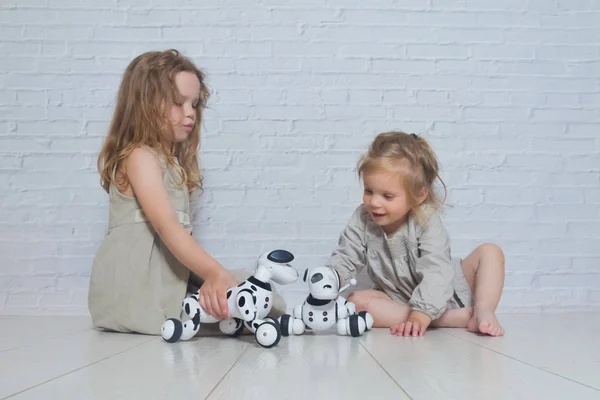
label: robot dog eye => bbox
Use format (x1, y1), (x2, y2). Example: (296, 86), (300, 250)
(310, 273), (323, 283)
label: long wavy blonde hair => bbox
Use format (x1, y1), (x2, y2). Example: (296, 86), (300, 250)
(98, 49), (209, 193)
(358, 131), (447, 226)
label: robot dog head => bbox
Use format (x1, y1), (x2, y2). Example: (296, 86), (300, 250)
(303, 267), (341, 300)
(255, 250), (299, 285)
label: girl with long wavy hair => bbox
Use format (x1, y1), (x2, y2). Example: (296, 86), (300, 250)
(88, 49), (241, 335)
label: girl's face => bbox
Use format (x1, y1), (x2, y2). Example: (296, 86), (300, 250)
(362, 167), (414, 236)
(170, 71), (201, 143)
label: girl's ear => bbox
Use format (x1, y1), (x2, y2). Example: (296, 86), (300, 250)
(416, 187), (429, 205)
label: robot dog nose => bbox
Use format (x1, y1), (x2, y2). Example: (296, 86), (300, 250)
(323, 285), (332, 289)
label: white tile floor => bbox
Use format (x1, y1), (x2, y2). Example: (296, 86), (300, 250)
(1, 313), (599, 400)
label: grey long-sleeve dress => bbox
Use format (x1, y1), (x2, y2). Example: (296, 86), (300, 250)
(327, 204), (472, 320)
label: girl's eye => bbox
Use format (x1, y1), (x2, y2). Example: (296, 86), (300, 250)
(384, 195), (394, 200)
(364, 190), (372, 195)
(192, 103), (199, 109)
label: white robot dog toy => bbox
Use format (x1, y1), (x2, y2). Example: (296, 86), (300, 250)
(278, 266), (374, 337)
(161, 249), (298, 348)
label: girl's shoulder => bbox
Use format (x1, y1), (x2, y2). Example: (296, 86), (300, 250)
(109, 147), (164, 197)
(348, 204), (373, 228)
(408, 204), (448, 240)
(133, 147), (187, 188)
(336, 204), (376, 245)
(129, 146), (168, 169)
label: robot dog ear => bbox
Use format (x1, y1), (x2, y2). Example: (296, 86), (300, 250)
(303, 269), (309, 282)
(332, 268), (340, 282)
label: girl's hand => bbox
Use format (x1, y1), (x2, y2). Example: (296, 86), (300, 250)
(390, 311), (432, 337)
(199, 267), (238, 320)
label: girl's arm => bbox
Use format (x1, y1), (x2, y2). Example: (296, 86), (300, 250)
(403, 212), (455, 335)
(325, 205), (368, 285)
(125, 147), (236, 320)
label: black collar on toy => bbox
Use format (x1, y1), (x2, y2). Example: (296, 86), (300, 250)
(247, 276), (272, 291)
(306, 294), (331, 306)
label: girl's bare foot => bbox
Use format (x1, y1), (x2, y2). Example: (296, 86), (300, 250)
(467, 308), (504, 336)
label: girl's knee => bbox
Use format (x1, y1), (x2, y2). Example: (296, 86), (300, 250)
(478, 243), (505, 263)
(347, 291), (370, 313)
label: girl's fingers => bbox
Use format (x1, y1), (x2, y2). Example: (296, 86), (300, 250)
(205, 291), (216, 318)
(403, 322), (413, 336)
(218, 289), (229, 319)
(205, 297), (213, 318)
(199, 294), (207, 314)
(413, 323), (421, 336)
(391, 322), (427, 337)
(210, 292), (223, 319)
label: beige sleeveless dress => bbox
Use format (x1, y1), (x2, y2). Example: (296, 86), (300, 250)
(88, 148), (286, 336)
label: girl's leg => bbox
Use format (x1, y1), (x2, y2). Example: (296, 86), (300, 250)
(431, 307), (473, 328)
(347, 290), (411, 328)
(349, 290), (473, 329)
(461, 243), (505, 336)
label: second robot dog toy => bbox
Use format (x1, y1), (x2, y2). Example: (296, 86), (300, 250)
(278, 266), (374, 337)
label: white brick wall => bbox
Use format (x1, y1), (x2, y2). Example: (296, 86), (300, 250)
(1, 0), (599, 315)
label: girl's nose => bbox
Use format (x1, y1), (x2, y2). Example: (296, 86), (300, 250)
(184, 104), (195, 118)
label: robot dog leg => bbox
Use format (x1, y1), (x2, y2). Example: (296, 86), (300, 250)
(161, 288), (256, 343)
